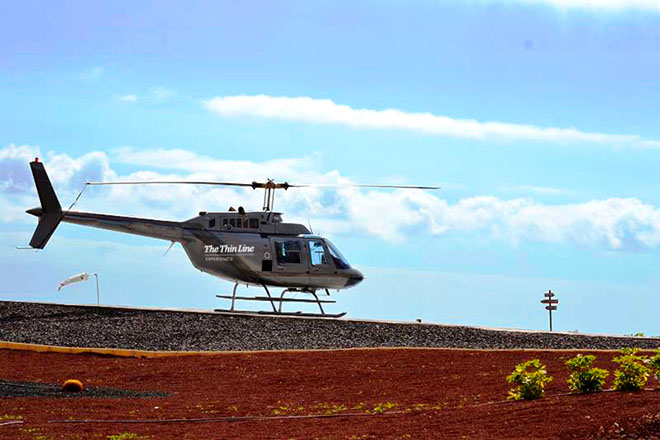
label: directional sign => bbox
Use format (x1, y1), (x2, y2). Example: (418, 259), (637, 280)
(542, 290), (558, 331)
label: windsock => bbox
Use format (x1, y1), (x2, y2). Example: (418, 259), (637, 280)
(57, 272), (89, 291)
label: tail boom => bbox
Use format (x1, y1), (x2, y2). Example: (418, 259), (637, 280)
(26, 158), (185, 247)
(61, 211), (184, 242)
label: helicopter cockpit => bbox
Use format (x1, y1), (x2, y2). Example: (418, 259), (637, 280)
(272, 236), (351, 271)
(324, 239), (351, 269)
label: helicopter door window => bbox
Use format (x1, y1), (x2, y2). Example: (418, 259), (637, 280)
(209, 218), (216, 229)
(308, 240), (328, 266)
(274, 240), (302, 265)
(229, 218), (236, 228)
(249, 218), (259, 229)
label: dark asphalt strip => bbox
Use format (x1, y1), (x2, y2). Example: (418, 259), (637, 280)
(1, 301), (659, 352)
(0, 380), (168, 399)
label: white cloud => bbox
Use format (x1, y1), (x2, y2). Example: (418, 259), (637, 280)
(503, 0), (660, 12)
(118, 94), (137, 103)
(0, 144), (41, 193)
(0, 145), (116, 218)
(417, 195), (660, 249)
(4, 145), (660, 250)
(112, 146), (326, 183)
(203, 95), (660, 149)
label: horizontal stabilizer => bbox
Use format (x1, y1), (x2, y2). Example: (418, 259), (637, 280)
(29, 211), (63, 249)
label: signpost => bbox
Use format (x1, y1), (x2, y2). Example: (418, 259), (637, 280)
(541, 290), (558, 331)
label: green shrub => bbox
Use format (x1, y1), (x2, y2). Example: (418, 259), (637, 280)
(649, 350), (660, 386)
(108, 434), (143, 440)
(612, 348), (650, 391)
(565, 354), (608, 394)
(506, 359), (553, 401)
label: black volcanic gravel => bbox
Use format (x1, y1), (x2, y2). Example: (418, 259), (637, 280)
(0, 301), (659, 352)
(0, 380), (167, 398)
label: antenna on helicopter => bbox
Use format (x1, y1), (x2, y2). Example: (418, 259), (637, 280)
(163, 240), (176, 256)
(86, 179), (440, 212)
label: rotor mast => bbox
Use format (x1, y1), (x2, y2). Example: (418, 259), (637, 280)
(253, 179), (290, 211)
(262, 182), (275, 211)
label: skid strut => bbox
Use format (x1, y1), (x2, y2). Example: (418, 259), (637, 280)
(216, 283), (345, 318)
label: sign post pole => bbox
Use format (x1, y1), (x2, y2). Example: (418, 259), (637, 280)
(541, 290), (559, 332)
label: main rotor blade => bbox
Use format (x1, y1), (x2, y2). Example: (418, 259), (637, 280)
(86, 180), (255, 187)
(289, 183), (441, 190)
(86, 180), (440, 190)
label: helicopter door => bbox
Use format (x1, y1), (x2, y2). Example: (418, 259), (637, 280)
(306, 239), (333, 275)
(272, 239), (307, 274)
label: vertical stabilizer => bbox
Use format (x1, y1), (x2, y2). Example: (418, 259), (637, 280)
(30, 159), (61, 212)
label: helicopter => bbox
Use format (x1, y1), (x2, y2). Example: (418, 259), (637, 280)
(25, 158), (439, 318)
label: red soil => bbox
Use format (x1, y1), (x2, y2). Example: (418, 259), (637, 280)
(1, 348), (659, 439)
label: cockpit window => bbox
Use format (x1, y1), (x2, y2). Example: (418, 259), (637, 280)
(308, 240), (328, 265)
(325, 240), (351, 269)
(275, 240), (302, 265)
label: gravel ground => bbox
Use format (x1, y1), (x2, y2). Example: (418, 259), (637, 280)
(0, 379), (166, 398)
(0, 300), (659, 351)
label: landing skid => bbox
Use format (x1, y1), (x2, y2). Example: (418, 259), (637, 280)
(215, 283), (346, 319)
(213, 309), (347, 319)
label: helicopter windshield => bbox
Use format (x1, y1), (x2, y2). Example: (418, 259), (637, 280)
(324, 239), (351, 270)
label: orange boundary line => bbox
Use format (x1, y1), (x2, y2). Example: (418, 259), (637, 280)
(0, 341), (224, 358)
(0, 340), (655, 358)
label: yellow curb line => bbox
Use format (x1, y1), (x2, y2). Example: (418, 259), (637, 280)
(0, 340), (656, 358)
(0, 341), (222, 358)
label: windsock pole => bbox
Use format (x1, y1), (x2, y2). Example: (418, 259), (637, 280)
(93, 273), (100, 305)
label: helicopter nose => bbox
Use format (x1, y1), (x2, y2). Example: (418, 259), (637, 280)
(345, 269), (364, 288)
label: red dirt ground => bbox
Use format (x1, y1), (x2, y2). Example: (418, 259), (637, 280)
(1, 348), (659, 439)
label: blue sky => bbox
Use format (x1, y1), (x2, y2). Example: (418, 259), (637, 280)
(2, 0), (660, 334)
